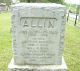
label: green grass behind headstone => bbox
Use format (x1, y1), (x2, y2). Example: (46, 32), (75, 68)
(0, 12), (12, 71)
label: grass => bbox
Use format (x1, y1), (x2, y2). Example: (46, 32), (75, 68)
(0, 12), (80, 71)
(64, 17), (80, 71)
(64, 24), (80, 71)
(67, 18), (80, 27)
(0, 12), (12, 71)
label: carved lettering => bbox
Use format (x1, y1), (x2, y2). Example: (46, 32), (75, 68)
(20, 17), (56, 28)
(23, 18), (29, 27)
(48, 20), (54, 28)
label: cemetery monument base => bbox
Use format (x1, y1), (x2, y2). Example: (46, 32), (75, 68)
(8, 57), (67, 71)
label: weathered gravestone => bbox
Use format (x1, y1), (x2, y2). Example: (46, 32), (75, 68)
(8, 3), (67, 71)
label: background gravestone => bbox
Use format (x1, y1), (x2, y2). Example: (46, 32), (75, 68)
(8, 3), (67, 71)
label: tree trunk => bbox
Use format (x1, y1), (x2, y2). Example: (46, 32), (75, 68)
(35, 0), (43, 2)
(27, 0), (30, 2)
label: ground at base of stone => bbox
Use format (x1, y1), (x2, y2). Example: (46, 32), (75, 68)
(8, 57), (67, 71)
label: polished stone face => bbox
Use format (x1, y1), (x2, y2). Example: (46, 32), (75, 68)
(11, 3), (66, 65)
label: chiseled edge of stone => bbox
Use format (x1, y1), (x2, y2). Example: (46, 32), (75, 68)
(11, 3), (66, 12)
(11, 3), (66, 8)
(59, 9), (66, 55)
(11, 3), (66, 20)
(8, 57), (67, 71)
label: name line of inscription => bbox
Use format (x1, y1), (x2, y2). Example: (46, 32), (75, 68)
(20, 17), (57, 28)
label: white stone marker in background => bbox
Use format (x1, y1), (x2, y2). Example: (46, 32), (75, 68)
(8, 3), (67, 71)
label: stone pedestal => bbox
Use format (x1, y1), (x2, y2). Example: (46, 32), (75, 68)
(8, 57), (67, 71)
(8, 3), (67, 71)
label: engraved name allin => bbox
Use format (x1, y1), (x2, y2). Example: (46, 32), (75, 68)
(13, 17), (60, 65)
(20, 17), (57, 28)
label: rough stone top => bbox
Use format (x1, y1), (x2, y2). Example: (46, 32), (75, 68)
(11, 3), (66, 19)
(12, 3), (66, 10)
(11, 3), (66, 18)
